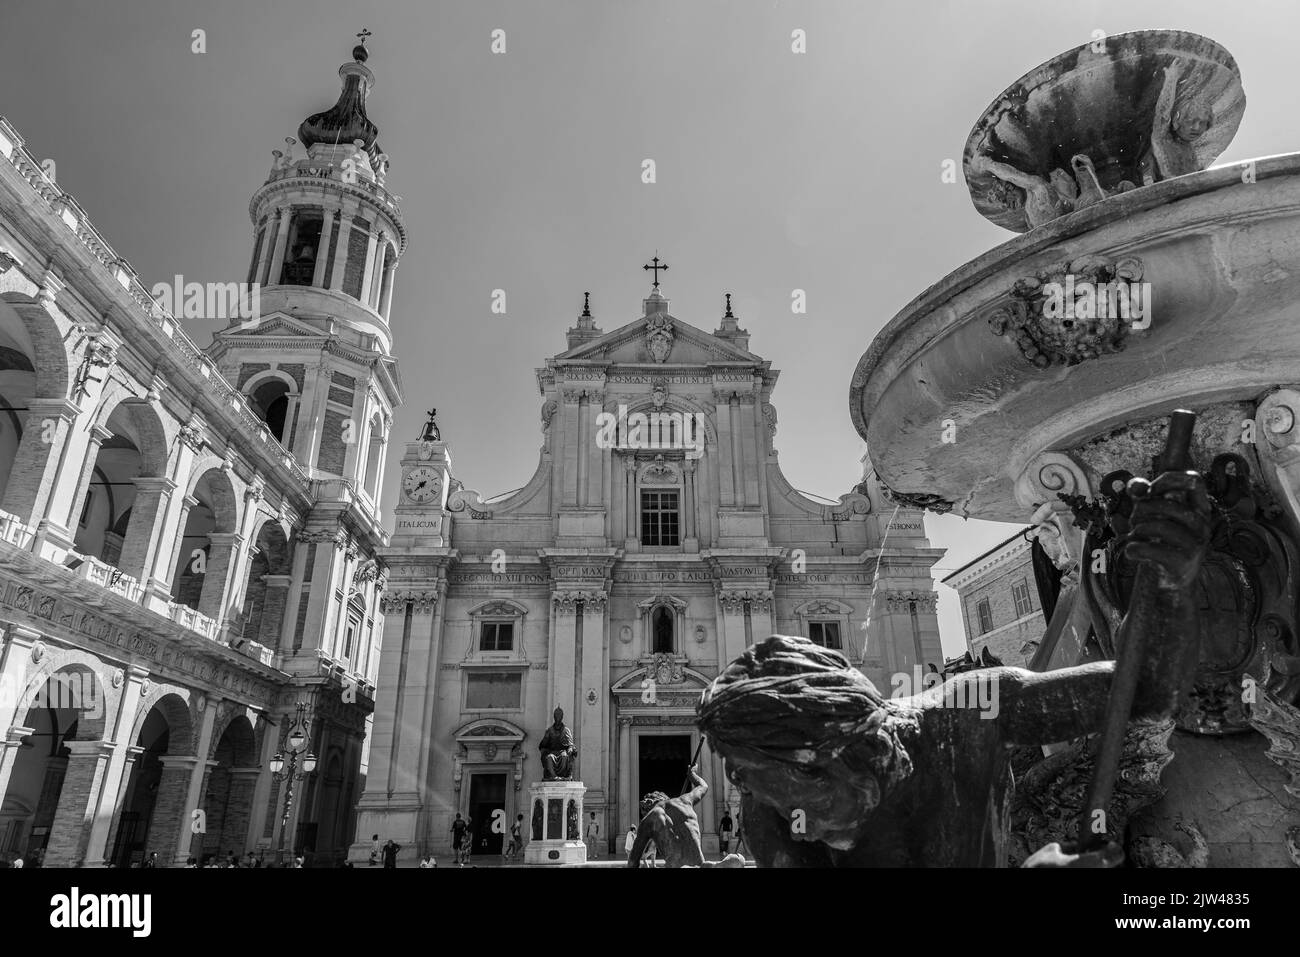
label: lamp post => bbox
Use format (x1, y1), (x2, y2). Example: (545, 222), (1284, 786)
(270, 702), (316, 866)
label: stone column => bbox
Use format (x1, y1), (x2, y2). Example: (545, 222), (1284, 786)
(367, 238), (387, 310)
(713, 390), (736, 506)
(749, 592), (775, 645)
(253, 213), (276, 287)
(0, 399), (78, 531)
(246, 721), (280, 852)
(328, 212), (353, 292)
(116, 477), (176, 583)
(267, 206), (292, 286)
(0, 726), (35, 815)
(149, 755), (198, 864)
(218, 767), (262, 854)
(257, 575), (292, 648)
(278, 540), (311, 653)
(737, 395), (761, 505)
(623, 457), (637, 548)
(0, 623), (39, 736)
(44, 740), (114, 866)
(415, 583), (448, 806)
(561, 393), (580, 507)
(729, 395), (745, 506)
(550, 596), (581, 724)
(617, 716), (632, 842)
(717, 592), (750, 673)
(101, 745), (144, 867)
(144, 433), (199, 610)
(682, 459), (697, 545)
(57, 423), (111, 538)
(379, 259), (398, 321)
(82, 665), (148, 866)
(312, 208), (336, 288)
(359, 230), (380, 305)
(171, 700), (217, 865)
(197, 532), (244, 621)
(297, 361), (333, 468)
(390, 595), (436, 801)
(153, 495), (197, 611)
(578, 594), (608, 791)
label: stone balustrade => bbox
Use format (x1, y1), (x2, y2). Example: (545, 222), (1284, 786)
(76, 555), (144, 604)
(0, 510), (35, 549)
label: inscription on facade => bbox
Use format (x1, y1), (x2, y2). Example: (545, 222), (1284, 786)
(450, 573), (549, 584)
(613, 570), (713, 583)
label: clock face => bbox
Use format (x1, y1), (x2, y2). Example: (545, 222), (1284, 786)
(403, 466), (440, 504)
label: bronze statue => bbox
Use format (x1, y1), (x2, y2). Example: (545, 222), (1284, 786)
(627, 765), (746, 868)
(699, 463), (1211, 867)
(539, 706), (578, 780)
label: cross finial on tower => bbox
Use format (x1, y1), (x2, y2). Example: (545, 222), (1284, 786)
(353, 28), (372, 62)
(582, 292), (591, 317)
(643, 255), (668, 291)
(724, 293), (734, 318)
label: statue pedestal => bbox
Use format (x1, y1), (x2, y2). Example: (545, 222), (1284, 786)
(524, 780), (588, 866)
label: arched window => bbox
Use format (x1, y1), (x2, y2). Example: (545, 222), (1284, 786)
(652, 606), (674, 654)
(247, 377), (292, 443)
(281, 210), (323, 286)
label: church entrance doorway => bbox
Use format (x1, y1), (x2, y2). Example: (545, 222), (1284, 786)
(636, 734), (691, 806)
(467, 772), (506, 856)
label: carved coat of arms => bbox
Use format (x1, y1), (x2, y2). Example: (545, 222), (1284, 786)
(645, 315), (674, 363)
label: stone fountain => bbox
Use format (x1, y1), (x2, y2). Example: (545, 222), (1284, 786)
(850, 29), (1300, 866)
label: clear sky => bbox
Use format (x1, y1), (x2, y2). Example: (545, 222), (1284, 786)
(3, 0), (1294, 654)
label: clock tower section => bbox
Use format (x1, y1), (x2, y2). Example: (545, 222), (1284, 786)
(394, 435), (452, 545)
(352, 423), (459, 858)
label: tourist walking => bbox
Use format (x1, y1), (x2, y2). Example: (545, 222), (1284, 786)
(369, 834), (380, 866)
(719, 811), (733, 856)
(505, 813), (524, 862)
(382, 839), (400, 869)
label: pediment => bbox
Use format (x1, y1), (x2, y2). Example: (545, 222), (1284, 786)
(557, 313), (762, 366)
(214, 311), (325, 340)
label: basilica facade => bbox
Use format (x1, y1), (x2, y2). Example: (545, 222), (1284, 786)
(354, 285), (944, 861)
(0, 39), (399, 866)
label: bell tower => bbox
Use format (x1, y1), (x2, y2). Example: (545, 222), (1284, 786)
(207, 33), (405, 505)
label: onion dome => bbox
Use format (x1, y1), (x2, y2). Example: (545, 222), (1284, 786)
(297, 41), (380, 151)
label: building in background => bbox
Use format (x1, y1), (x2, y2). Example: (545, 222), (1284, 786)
(0, 37), (399, 866)
(941, 528), (1046, 666)
(353, 285), (945, 862)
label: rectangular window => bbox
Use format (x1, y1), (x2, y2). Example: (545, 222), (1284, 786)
(465, 672), (522, 710)
(808, 621), (842, 650)
(480, 621), (514, 652)
(640, 490), (680, 546)
(343, 618), (358, 660)
(1012, 578), (1033, 618)
(976, 598), (993, 635)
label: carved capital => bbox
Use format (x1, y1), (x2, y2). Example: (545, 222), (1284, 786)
(883, 590), (938, 614)
(552, 590), (606, 613)
(381, 590), (437, 615)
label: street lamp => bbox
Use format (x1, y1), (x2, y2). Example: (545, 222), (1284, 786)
(270, 702), (316, 866)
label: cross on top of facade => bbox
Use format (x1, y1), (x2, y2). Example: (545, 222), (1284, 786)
(643, 255), (668, 291)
